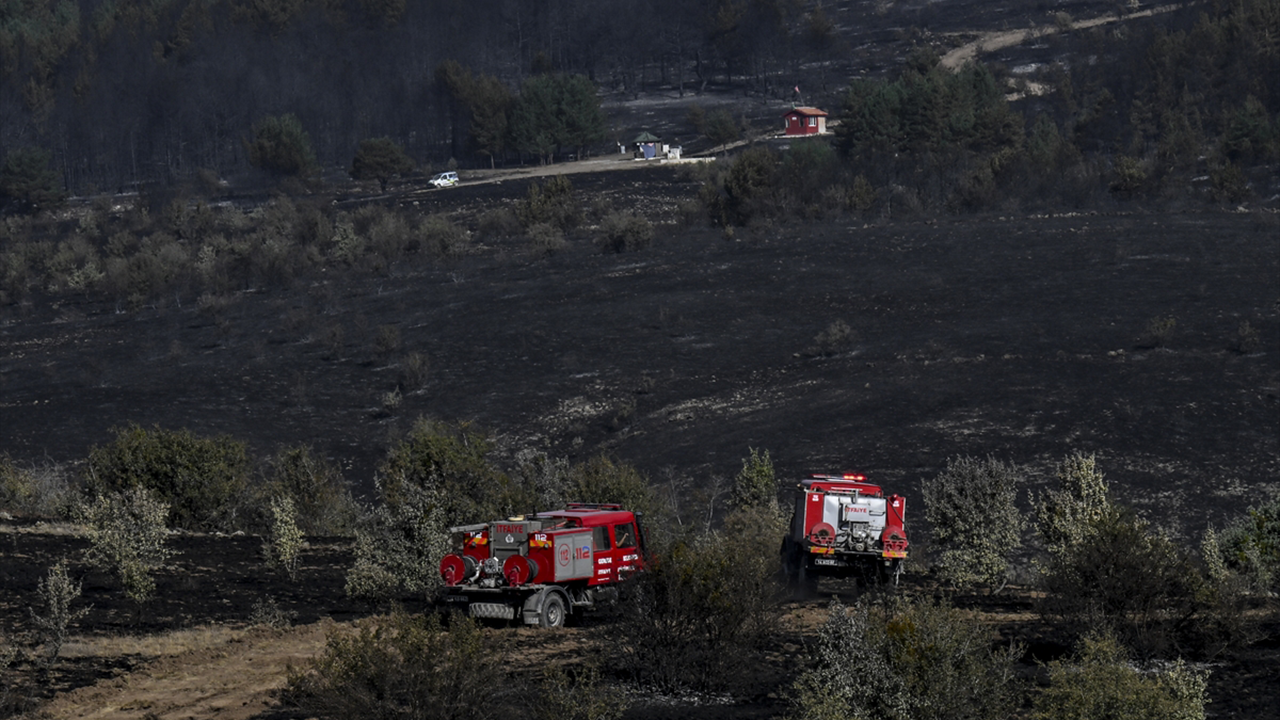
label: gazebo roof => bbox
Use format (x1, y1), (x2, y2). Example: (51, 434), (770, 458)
(633, 131), (661, 143)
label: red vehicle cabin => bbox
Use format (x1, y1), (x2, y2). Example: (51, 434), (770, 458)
(783, 107), (828, 136)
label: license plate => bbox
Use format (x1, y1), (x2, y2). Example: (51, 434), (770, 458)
(814, 558), (840, 566)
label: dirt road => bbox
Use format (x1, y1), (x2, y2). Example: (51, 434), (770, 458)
(940, 3), (1185, 69)
(35, 623), (332, 720)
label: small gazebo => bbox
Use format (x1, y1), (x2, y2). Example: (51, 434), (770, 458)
(633, 131), (661, 159)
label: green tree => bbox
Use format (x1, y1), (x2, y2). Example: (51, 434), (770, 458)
(703, 108), (741, 151)
(467, 74), (514, 167)
(350, 137), (414, 192)
(0, 146), (63, 214)
(86, 424), (250, 530)
(247, 113), (316, 177)
(511, 74), (606, 163)
(569, 455), (659, 520)
(921, 456), (1025, 590)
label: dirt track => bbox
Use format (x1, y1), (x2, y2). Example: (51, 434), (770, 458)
(35, 624), (330, 720)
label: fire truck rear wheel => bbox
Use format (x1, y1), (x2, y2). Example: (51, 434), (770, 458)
(540, 593), (567, 628)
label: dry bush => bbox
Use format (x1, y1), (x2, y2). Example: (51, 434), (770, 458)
(597, 212), (654, 253)
(420, 214), (469, 257)
(398, 352), (430, 392)
(808, 319), (855, 356)
(249, 595), (296, 629)
(526, 222), (567, 256)
(1, 456), (77, 518)
(1139, 315), (1178, 348)
(476, 207), (523, 240)
(286, 612), (510, 720)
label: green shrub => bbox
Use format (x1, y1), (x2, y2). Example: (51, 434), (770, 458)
(569, 455), (660, 522)
(420, 214), (469, 257)
(264, 495), (305, 580)
(1109, 155), (1147, 197)
(921, 456), (1025, 589)
(731, 447), (776, 511)
(286, 612), (508, 720)
(1034, 452), (1111, 558)
(1214, 495), (1280, 594)
(597, 212), (653, 253)
(31, 560), (89, 663)
(378, 418), (514, 525)
(76, 487), (173, 603)
(1032, 632), (1209, 720)
(615, 504), (784, 693)
(1038, 505), (1206, 656)
(476, 207), (523, 240)
(247, 113), (317, 177)
(345, 481), (450, 605)
(265, 445), (359, 536)
(788, 597), (1022, 720)
(87, 424), (250, 530)
(516, 176), (579, 230)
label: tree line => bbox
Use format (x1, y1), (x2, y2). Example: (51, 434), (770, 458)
(0, 0), (817, 196)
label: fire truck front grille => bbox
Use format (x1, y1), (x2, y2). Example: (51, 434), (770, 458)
(468, 602), (516, 620)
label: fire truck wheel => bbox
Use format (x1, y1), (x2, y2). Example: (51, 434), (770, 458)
(797, 561), (819, 595)
(540, 593), (567, 628)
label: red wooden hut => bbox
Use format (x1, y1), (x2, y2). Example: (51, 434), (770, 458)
(783, 107), (828, 136)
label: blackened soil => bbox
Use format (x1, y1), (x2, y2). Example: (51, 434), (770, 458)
(3, 172), (1276, 537)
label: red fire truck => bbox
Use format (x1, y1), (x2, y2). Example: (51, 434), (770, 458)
(780, 474), (909, 592)
(438, 503), (645, 627)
